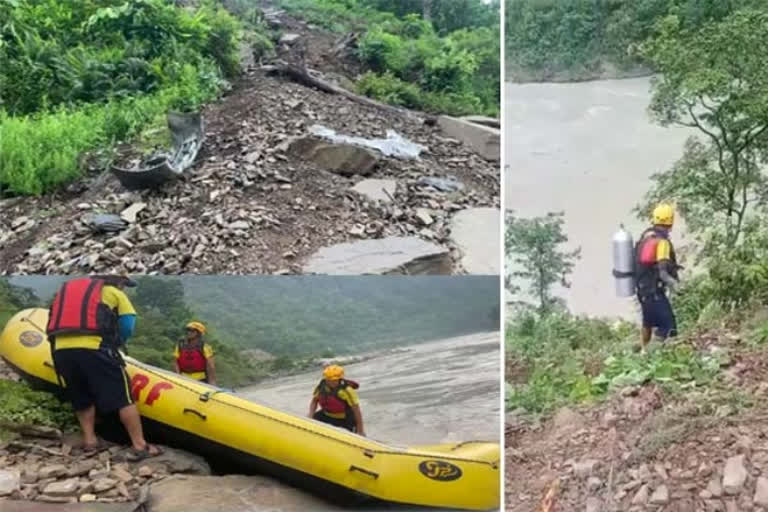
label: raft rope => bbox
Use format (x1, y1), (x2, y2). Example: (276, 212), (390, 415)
(20, 311), (499, 467)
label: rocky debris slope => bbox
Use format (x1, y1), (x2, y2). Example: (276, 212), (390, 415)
(506, 339), (768, 512)
(0, 10), (498, 276)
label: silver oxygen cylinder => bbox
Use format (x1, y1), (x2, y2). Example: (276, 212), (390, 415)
(612, 225), (636, 297)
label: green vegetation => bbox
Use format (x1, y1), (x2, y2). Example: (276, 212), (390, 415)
(0, 0), (249, 196)
(0, 380), (77, 439)
(276, 0), (500, 116)
(505, 0), (766, 82)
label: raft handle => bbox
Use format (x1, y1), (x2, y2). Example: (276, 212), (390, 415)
(363, 450), (374, 459)
(183, 408), (207, 421)
(349, 466), (378, 479)
(43, 361), (54, 369)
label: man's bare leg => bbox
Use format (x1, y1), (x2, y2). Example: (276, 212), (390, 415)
(641, 327), (652, 353)
(76, 406), (98, 446)
(118, 404), (159, 454)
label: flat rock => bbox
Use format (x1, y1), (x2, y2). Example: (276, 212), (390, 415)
(120, 202), (147, 223)
(650, 484), (669, 504)
(279, 33), (301, 45)
(289, 137), (379, 176)
(140, 447), (210, 475)
(449, 208), (500, 274)
(754, 476), (768, 506)
(39, 464), (68, 479)
(585, 497), (601, 512)
(148, 474), (343, 512)
(302, 237), (452, 275)
(437, 115), (499, 161)
(43, 478), (80, 497)
(0, 469), (20, 496)
(0, 501), (137, 512)
(460, 115), (500, 129)
(350, 179), (397, 202)
(723, 454), (747, 494)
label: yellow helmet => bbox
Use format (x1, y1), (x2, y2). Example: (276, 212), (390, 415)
(323, 365), (344, 380)
(186, 321), (206, 335)
(652, 203), (675, 227)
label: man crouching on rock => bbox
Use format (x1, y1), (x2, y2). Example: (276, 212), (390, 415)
(309, 365), (365, 436)
(47, 275), (163, 461)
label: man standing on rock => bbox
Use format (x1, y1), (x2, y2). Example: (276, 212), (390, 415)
(47, 275), (163, 461)
(635, 204), (681, 352)
(309, 365), (365, 436)
(173, 321), (216, 386)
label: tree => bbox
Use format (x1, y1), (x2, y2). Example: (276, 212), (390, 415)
(505, 211), (581, 314)
(639, 10), (768, 247)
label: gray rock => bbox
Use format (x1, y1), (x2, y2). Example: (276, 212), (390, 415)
(573, 459), (599, 478)
(754, 476), (768, 506)
(460, 115), (500, 129)
(120, 202), (147, 223)
(279, 33), (301, 45)
(631, 484), (649, 505)
(0, 469), (20, 496)
(303, 237), (452, 275)
(417, 176), (464, 192)
(585, 497), (601, 512)
(149, 474), (343, 512)
(43, 478), (80, 497)
(449, 208), (500, 274)
(289, 137), (379, 176)
(39, 464), (68, 479)
(437, 115), (499, 161)
(84, 214), (128, 233)
(140, 447), (210, 475)
(350, 179), (397, 203)
(649, 484), (669, 504)
(92, 477), (116, 493)
(587, 476), (602, 492)
(723, 454), (747, 494)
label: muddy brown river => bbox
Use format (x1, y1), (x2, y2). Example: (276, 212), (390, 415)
(240, 332), (501, 444)
(505, 77), (695, 319)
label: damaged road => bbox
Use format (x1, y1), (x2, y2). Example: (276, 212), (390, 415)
(0, 10), (499, 276)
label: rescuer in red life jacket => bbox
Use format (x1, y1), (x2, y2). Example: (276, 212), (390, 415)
(47, 275), (163, 461)
(308, 365), (365, 436)
(173, 321), (216, 386)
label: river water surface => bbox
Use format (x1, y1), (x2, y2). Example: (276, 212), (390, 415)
(505, 77), (695, 319)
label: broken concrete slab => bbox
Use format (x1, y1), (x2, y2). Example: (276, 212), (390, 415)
(289, 137), (379, 176)
(148, 474), (342, 512)
(449, 207), (500, 275)
(460, 115), (500, 129)
(437, 116), (500, 161)
(0, 502), (138, 512)
(303, 236), (452, 275)
(350, 179), (397, 202)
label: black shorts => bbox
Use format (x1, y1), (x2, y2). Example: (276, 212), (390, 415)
(639, 293), (678, 339)
(52, 348), (134, 413)
(313, 410), (355, 432)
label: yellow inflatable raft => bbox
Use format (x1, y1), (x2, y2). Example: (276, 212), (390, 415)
(0, 309), (500, 511)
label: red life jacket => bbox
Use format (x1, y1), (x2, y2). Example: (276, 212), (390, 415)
(177, 342), (207, 374)
(635, 228), (678, 298)
(315, 379), (359, 415)
(46, 278), (118, 347)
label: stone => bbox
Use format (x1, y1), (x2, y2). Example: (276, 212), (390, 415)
(631, 484), (649, 505)
(120, 202), (147, 223)
(0, 469), (20, 496)
(92, 477), (117, 493)
(148, 474), (344, 512)
(43, 478), (80, 496)
(649, 485), (669, 505)
(229, 220), (250, 231)
(707, 478), (724, 497)
(303, 237), (452, 275)
(80, 493), (97, 502)
(449, 207), (501, 274)
(573, 459), (599, 478)
(39, 464), (68, 479)
(437, 115), (499, 161)
(754, 476), (768, 506)
(111, 467), (133, 483)
(460, 115), (500, 129)
(138, 466), (153, 478)
(289, 137), (379, 176)
(587, 476), (602, 492)
(723, 454), (747, 494)
(350, 179), (397, 203)
(585, 497), (601, 512)
(415, 209), (434, 226)
(141, 447), (211, 475)
(279, 33), (301, 45)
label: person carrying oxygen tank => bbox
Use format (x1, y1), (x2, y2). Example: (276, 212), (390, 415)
(634, 203), (681, 350)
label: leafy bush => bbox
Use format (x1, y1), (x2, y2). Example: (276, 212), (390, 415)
(0, 380), (76, 431)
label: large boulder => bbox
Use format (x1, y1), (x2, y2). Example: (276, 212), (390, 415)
(302, 236), (452, 275)
(437, 116), (500, 161)
(148, 474), (343, 512)
(288, 137), (379, 176)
